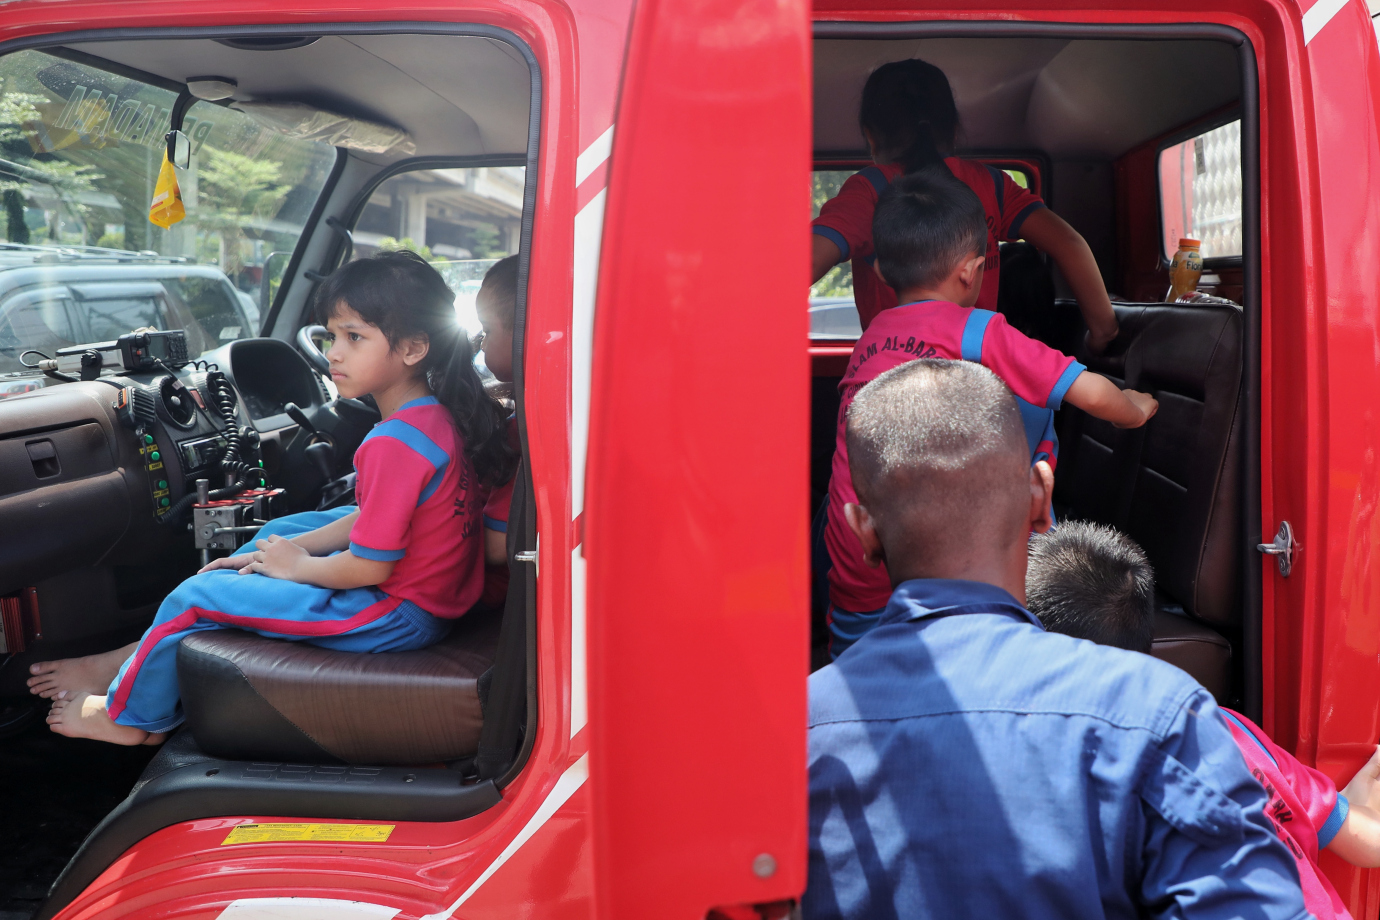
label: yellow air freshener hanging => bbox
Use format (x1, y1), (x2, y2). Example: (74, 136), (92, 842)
(148, 153), (185, 229)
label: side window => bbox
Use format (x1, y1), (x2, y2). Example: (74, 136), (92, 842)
(0, 289), (77, 374)
(348, 166), (524, 335)
(811, 170), (855, 301)
(1159, 120), (1242, 259)
(1003, 168), (1032, 189)
(811, 169), (860, 340)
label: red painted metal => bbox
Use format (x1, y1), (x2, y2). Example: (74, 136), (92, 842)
(810, 346), (854, 378)
(0, 0), (1374, 915)
(584, 0), (811, 917)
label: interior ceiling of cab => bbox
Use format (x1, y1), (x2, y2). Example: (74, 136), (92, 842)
(56, 34), (532, 164)
(814, 38), (1240, 159)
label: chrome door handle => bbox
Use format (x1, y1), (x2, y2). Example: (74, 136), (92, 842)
(1257, 521), (1297, 577)
(514, 551), (537, 563)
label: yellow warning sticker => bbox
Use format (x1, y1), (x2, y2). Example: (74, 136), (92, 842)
(221, 823), (395, 845)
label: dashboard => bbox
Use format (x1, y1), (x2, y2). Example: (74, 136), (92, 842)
(0, 336), (329, 596)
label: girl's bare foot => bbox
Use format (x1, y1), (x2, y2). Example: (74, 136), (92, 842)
(46, 692), (150, 745)
(26, 643), (137, 700)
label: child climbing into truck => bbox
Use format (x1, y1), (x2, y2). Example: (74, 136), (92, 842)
(810, 57), (1121, 352)
(819, 164), (1157, 656)
(38, 250), (516, 744)
(1028, 520), (1380, 920)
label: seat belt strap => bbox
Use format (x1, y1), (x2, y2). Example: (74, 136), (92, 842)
(475, 458), (533, 781)
(858, 165), (890, 196)
(988, 164), (1005, 215)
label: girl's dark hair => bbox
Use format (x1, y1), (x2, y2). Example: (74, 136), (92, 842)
(313, 250), (518, 487)
(859, 59), (960, 174)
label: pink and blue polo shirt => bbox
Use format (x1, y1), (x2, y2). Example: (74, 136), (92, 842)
(825, 301), (1084, 613)
(1220, 708), (1353, 920)
(350, 395), (485, 618)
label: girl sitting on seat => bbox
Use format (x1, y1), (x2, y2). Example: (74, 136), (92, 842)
(44, 250), (517, 745)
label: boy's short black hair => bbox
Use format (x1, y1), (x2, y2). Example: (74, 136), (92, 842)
(872, 168), (987, 293)
(1026, 521), (1156, 654)
(847, 359), (1029, 559)
(477, 254), (519, 327)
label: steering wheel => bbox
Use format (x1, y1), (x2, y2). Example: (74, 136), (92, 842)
(296, 324), (331, 375)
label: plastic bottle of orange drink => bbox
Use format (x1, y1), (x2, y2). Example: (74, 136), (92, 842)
(1167, 238), (1203, 301)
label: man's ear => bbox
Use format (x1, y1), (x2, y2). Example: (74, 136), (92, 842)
(872, 260), (887, 283)
(843, 501), (886, 568)
(957, 253), (986, 293)
(400, 334), (431, 367)
(1028, 460), (1055, 534)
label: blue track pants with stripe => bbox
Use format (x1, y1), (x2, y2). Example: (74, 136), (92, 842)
(106, 520), (446, 732)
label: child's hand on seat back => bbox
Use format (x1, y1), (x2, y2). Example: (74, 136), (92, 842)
(1115, 389), (1158, 429)
(1064, 372), (1158, 430)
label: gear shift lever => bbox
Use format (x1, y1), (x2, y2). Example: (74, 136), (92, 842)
(285, 402), (335, 480)
(304, 440), (334, 481)
(284, 402), (318, 438)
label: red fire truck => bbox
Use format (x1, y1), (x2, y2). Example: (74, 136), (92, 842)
(0, 0), (1376, 916)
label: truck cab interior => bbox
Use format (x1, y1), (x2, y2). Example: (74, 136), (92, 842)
(0, 16), (1260, 920)
(0, 26), (539, 919)
(808, 26), (1258, 712)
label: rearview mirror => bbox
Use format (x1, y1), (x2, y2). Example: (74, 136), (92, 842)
(164, 130), (191, 169)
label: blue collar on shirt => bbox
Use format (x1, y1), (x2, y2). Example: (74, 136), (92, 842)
(879, 578), (1044, 630)
(398, 395), (440, 411)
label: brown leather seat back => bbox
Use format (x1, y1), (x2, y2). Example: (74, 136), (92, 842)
(178, 603), (502, 765)
(1053, 304), (1166, 527)
(1122, 304), (1243, 626)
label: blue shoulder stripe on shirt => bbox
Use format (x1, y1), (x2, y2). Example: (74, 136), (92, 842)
(1220, 709), (1279, 767)
(483, 514), (508, 533)
(961, 309), (997, 362)
(858, 166), (890, 196)
(398, 395), (441, 411)
(1319, 794), (1350, 849)
(812, 224), (850, 262)
(1047, 360), (1085, 410)
(363, 418), (450, 506)
(350, 541), (405, 561)
(1009, 200), (1046, 239)
(987, 165), (1005, 214)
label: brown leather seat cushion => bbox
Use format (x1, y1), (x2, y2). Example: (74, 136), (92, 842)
(1149, 607), (1231, 703)
(177, 605), (502, 765)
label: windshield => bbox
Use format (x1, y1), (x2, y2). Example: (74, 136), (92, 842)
(0, 48), (337, 392)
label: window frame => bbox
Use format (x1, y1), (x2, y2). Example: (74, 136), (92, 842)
(1154, 107), (1245, 268)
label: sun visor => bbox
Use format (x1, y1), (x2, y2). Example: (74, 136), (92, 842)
(231, 101), (416, 155)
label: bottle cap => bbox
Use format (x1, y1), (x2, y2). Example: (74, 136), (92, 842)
(1179, 238), (1201, 249)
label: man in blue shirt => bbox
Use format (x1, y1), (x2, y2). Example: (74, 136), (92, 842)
(804, 358), (1309, 920)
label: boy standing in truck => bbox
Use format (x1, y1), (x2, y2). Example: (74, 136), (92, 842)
(820, 166), (1158, 657)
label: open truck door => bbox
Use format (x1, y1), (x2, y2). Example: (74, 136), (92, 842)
(585, 0), (811, 915)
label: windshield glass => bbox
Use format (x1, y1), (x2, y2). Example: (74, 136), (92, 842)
(0, 48), (337, 393)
